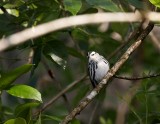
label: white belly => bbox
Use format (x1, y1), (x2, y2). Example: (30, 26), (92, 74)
(95, 61), (109, 83)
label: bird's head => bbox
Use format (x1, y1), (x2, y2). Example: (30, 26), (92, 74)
(87, 51), (100, 61)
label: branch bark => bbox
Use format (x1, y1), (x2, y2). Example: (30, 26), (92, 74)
(0, 12), (159, 52)
(60, 22), (154, 124)
(113, 73), (160, 80)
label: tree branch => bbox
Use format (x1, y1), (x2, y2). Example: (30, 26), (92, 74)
(0, 12), (159, 52)
(60, 22), (154, 124)
(113, 73), (160, 80)
(36, 74), (87, 114)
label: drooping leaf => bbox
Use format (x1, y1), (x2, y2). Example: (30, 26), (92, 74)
(4, 117), (26, 124)
(149, 0), (160, 8)
(64, 0), (82, 15)
(86, 0), (121, 12)
(7, 85), (42, 102)
(49, 53), (67, 69)
(0, 64), (33, 90)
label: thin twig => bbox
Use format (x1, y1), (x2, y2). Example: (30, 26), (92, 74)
(108, 19), (144, 60)
(60, 22), (154, 124)
(113, 73), (160, 80)
(36, 74), (87, 114)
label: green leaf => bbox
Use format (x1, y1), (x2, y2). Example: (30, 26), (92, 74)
(149, 0), (160, 8)
(100, 116), (112, 124)
(64, 0), (82, 15)
(7, 85), (42, 102)
(86, 0), (121, 12)
(4, 117), (26, 124)
(35, 113), (41, 124)
(49, 53), (67, 69)
(127, 0), (146, 9)
(70, 119), (81, 124)
(15, 102), (40, 118)
(0, 64), (33, 90)
(42, 115), (62, 122)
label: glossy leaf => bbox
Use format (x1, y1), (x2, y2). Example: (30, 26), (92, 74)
(4, 117), (26, 124)
(86, 0), (121, 12)
(7, 85), (42, 102)
(50, 53), (67, 69)
(0, 64), (33, 90)
(64, 0), (82, 15)
(149, 0), (160, 8)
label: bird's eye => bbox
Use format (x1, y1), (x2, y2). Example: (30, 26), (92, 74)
(91, 53), (95, 56)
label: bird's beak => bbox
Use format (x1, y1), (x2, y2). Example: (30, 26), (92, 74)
(87, 52), (90, 58)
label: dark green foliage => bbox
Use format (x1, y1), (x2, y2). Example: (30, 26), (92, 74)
(0, 0), (160, 124)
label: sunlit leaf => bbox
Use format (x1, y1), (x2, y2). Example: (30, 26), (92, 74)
(50, 53), (67, 69)
(7, 85), (42, 102)
(0, 64), (33, 90)
(149, 0), (160, 8)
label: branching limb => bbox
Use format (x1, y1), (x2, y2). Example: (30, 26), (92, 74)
(60, 22), (154, 124)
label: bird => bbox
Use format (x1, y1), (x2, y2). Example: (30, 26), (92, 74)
(87, 51), (110, 88)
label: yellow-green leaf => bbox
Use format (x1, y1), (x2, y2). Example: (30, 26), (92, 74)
(4, 117), (26, 124)
(0, 64), (33, 90)
(7, 85), (42, 102)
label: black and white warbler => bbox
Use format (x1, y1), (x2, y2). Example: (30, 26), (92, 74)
(87, 51), (110, 88)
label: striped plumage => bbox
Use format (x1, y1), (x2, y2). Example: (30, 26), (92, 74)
(87, 51), (110, 88)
